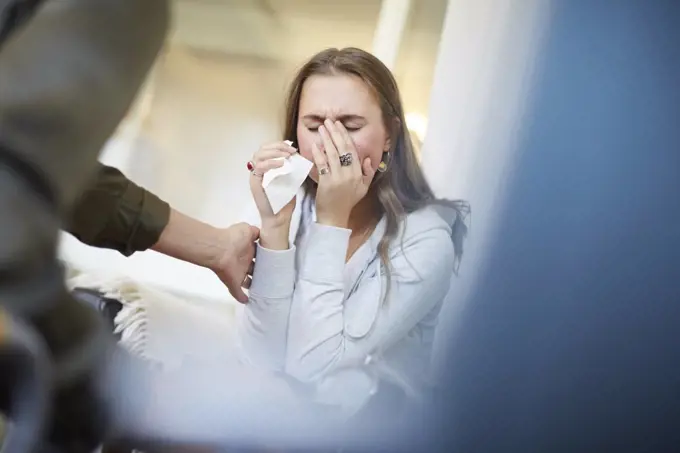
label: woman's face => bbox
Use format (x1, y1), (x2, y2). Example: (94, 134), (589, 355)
(296, 73), (390, 183)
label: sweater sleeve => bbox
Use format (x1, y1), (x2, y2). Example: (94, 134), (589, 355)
(237, 242), (296, 371)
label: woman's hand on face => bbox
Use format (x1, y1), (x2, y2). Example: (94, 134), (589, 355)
(249, 141), (298, 230)
(312, 119), (376, 228)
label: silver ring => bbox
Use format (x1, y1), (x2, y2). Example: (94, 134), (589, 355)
(339, 153), (353, 167)
(251, 171), (263, 177)
(319, 167), (330, 175)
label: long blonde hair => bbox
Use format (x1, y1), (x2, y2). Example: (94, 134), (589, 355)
(283, 48), (469, 287)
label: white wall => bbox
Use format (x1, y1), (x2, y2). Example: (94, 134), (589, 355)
(422, 0), (553, 375)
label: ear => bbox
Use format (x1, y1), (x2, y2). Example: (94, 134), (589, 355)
(384, 138), (392, 152)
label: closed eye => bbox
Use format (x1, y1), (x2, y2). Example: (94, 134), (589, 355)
(304, 123), (361, 132)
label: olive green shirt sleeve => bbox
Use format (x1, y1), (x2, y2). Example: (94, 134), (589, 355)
(65, 163), (170, 256)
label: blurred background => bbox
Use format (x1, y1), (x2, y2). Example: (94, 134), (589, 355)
(58, 0), (449, 299)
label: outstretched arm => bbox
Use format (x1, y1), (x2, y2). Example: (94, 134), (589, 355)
(67, 163), (260, 302)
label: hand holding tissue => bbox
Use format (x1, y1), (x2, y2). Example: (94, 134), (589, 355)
(262, 141), (313, 215)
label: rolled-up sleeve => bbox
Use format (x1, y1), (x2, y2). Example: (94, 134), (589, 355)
(65, 163), (170, 256)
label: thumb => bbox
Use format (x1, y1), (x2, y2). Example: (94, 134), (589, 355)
(225, 278), (248, 304)
(230, 285), (249, 304)
(361, 157), (375, 184)
(248, 225), (260, 241)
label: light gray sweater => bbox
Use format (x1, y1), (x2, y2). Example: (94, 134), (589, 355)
(238, 193), (456, 415)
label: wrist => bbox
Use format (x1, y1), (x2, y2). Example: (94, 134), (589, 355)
(261, 216), (291, 231)
(259, 224), (290, 250)
(201, 225), (227, 271)
(153, 209), (223, 270)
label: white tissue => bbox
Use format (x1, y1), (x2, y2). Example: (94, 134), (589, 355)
(262, 143), (313, 214)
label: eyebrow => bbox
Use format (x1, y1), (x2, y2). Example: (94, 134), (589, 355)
(302, 114), (366, 122)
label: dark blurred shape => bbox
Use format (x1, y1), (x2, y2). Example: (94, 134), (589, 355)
(0, 0), (44, 46)
(0, 310), (50, 453)
(0, 0), (169, 451)
(71, 288), (123, 340)
(430, 0), (680, 451)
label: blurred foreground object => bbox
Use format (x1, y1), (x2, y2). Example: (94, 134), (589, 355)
(430, 0), (680, 451)
(0, 0), (169, 451)
(0, 309), (50, 453)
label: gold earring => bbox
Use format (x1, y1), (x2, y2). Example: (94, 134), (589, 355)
(377, 152), (389, 172)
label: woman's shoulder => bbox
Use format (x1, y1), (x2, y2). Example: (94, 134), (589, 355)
(388, 205), (456, 261)
(381, 205), (457, 282)
(400, 205), (455, 241)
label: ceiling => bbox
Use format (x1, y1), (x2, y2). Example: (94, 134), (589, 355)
(170, 0), (381, 63)
(167, 0), (449, 116)
(170, 0), (447, 68)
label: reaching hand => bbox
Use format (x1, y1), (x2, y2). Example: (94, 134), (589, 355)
(312, 119), (376, 228)
(211, 222), (260, 303)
